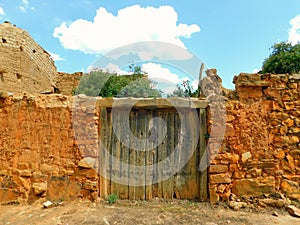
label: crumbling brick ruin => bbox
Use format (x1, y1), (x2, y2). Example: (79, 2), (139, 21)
(0, 22), (57, 94)
(55, 72), (83, 95)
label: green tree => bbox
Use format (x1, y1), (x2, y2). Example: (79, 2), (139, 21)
(75, 67), (161, 98)
(262, 42), (300, 74)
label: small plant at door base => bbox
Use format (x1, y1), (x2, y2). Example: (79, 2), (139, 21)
(107, 193), (118, 204)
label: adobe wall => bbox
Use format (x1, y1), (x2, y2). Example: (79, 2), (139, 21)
(0, 22), (57, 94)
(55, 72), (83, 95)
(0, 94), (99, 203)
(209, 73), (300, 203)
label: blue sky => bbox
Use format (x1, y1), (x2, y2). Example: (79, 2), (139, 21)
(0, 0), (299, 89)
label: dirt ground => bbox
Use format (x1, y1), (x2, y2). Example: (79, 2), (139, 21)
(0, 199), (299, 225)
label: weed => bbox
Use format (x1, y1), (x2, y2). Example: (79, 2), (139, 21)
(107, 193), (118, 204)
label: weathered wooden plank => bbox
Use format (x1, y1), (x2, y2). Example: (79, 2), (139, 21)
(145, 109), (154, 200)
(134, 110), (146, 200)
(182, 109), (199, 199)
(107, 108), (113, 196)
(166, 110), (176, 199)
(118, 109), (130, 199)
(151, 109), (159, 198)
(156, 110), (165, 199)
(161, 110), (173, 199)
(95, 98), (208, 109)
(174, 109), (189, 199)
(199, 108), (208, 201)
(110, 109), (122, 197)
(99, 107), (110, 199)
(128, 110), (136, 199)
(172, 110), (180, 199)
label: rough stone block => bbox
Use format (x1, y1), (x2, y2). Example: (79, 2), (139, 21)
(0, 188), (19, 203)
(209, 165), (229, 173)
(232, 177), (275, 196)
(281, 179), (300, 200)
(209, 185), (219, 204)
(210, 173), (232, 184)
(47, 176), (82, 202)
(32, 182), (47, 195)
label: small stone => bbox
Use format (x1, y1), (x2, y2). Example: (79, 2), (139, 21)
(259, 198), (286, 208)
(274, 150), (285, 159)
(228, 201), (247, 211)
(242, 152), (252, 163)
(78, 157), (96, 169)
(18, 169), (32, 177)
(290, 136), (299, 144)
(209, 186), (220, 204)
(217, 184), (226, 193)
(43, 200), (53, 208)
(226, 115), (235, 123)
(286, 155), (295, 170)
(286, 205), (300, 218)
(230, 193), (238, 202)
(225, 123), (235, 136)
(32, 182), (47, 195)
(272, 211), (279, 217)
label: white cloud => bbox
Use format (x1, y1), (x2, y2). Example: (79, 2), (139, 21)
(142, 62), (181, 84)
(48, 52), (64, 61)
(18, 0), (34, 13)
(106, 41), (194, 61)
(289, 15), (300, 45)
(0, 7), (5, 16)
(53, 5), (200, 55)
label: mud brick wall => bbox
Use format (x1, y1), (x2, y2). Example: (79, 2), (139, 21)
(55, 72), (83, 96)
(209, 73), (300, 203)
(0, 94), (99, 204)
(0, 22), (57, 94)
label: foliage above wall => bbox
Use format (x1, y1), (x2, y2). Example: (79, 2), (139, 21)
(75, 70), (161, 98)
(262, 42), (300, 74)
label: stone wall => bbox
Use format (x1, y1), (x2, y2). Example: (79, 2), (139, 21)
(0, 72), (299, 204)
(0, 94), (99, 204)
(209, 73), (300, 203)
(0, 22), (57, 94)
(55, 72), (83, 96)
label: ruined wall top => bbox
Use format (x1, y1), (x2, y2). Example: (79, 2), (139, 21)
(0, 21), (57, 94)
(232, 73), (300, 103)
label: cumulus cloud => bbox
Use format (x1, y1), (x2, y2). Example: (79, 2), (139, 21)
(142, 63), (184, 94)
(141, 62), (181, 84)
(53, 5), (200, 55)
(48, 52), (64, 61)
(289, 15), (300, 45)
